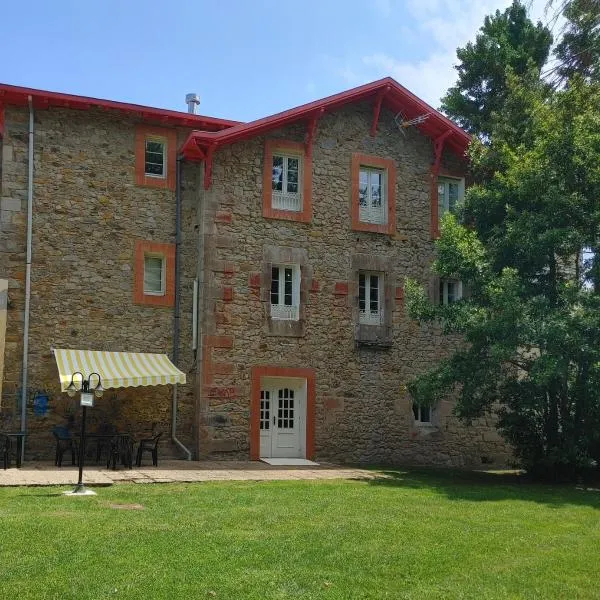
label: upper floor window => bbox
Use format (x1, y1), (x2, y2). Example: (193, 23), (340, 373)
(359, 271), (383, 325)
(145, 138), (166, 178)
(272, 154), (302, 212)
(413, 403), (432, 424)
(438, 177), (464, 218)
(351, 153), (396, 235)
(263, 140), (312, 223)
(439, 279), (462, 305)
(133, 240), (175, 307)
(359, 167), (386, 225)
(143, 255), (165, 295)
(270, 265), (300, 321)
(135, 126), (177, 190)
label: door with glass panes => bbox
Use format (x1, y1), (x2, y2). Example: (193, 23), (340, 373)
(259, 379), (305, 458)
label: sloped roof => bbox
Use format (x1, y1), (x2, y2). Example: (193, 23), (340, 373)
(181, 77), (470, 159)
(0, 83), (239, 132)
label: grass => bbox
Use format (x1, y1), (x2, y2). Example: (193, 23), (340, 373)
(0, 469), (599, 599)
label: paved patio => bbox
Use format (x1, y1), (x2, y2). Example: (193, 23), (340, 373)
(0, 460), (378, 487)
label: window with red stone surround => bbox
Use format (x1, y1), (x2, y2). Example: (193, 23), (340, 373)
(351, 153), (397, 234)
(133, 240), (175, 307)
(135, 125), (177, 190)
(250, 366), (316, 461)
(262, 139), (312, 223)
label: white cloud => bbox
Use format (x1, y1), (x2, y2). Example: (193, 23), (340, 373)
(331, 0), (557, 107)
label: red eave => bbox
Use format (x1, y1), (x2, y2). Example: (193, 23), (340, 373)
(181, 77), (471, 159)
(0, 83), (240, 132)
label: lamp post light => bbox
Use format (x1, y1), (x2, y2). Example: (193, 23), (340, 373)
(64, 371), (103, 496)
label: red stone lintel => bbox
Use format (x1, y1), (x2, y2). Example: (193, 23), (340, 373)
(215, 210), (232, 224)
(203, 385), (242, 399)
(395, 286), (404, 306)
(249, 273), (261, 289)
(209, 362), (234, 375)
(334, 282), (349, 296)
(213, 260), (236, 275)
(205, 335), (234, 349)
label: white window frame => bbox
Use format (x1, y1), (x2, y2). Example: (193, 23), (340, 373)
(143, 253), (166, 296)
(272, 153), (303, 212)
(270, 264), (301, 321)
(359, 271), (384, 325)
(438, 177), (464, 218)
(144, 136), (167, 179)
(359, 166), (387, 225)
(413, 403), (433, 425)
(439, 279), (463, 305)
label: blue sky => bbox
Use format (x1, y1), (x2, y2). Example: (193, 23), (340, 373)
(1, 0), (553, 122)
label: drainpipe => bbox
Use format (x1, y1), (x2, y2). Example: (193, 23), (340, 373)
(172, 154), (192, 460)
(19, 96), (34, 460)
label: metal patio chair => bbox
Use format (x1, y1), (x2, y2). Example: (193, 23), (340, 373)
(135, 432), (162, 467)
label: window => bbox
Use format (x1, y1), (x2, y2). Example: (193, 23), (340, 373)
(359, 167), (386, 225)
(144, 138), (166, 178)
(438, 177), (464, 217)
(135, 126), (176, 190)
(439, 279), (463, 305)
(270, 265), (300, 321)
(272, 154), (302, 212)
(263, 140), (312, 222)
(351, 153), (396, 234)
(133, 240), (175, 307)
(143, 255), (165, 295)
(413, 403), (432, 424)
(359, 271), (383, 325)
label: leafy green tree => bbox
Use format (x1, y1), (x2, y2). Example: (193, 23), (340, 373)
(555, 0), (600, 84)
(440, 1), (552, 139)
(407, 78), (600, 480)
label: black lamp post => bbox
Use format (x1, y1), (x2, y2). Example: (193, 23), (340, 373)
(65, 371), (103, 495)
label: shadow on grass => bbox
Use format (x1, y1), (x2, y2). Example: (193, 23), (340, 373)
(365, 467), (600, 509)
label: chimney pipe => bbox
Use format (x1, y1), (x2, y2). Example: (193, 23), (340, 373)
(185, 93), (200, 115)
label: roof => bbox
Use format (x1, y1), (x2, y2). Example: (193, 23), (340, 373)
(181, 77), (471, 160)
(0, 83), (239, 132)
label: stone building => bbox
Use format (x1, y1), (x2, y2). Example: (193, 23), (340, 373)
(0, 77), (510, 466)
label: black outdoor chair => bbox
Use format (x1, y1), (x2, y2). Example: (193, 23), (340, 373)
(106, 435), (134, 470)
(1, 435), (10, 470)
(135, 432), (162, 467)
(94, 423), (118, 464)
(52, 426), (78, 467)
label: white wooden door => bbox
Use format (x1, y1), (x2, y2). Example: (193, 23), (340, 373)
(259, 381), (304, 458)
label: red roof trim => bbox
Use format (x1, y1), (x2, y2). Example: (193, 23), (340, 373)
(181, 77), (471, 159)
(0, 83), (240, 131)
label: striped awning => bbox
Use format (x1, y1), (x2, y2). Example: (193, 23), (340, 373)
(53, 348), (186, 391)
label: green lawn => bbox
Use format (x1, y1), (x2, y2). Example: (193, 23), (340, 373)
(1, 469), (599, 599)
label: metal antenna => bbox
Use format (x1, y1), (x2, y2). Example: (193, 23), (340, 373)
(394, 111), (431, 136)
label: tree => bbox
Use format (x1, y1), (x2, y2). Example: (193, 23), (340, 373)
(407, 78), (600, 480)
(440, 1), (552, 139)
(555, 0), (600, 85)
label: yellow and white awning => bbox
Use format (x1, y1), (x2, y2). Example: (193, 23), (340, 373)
(53, 349), (186, 391)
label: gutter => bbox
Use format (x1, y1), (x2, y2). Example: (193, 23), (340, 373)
(171, 154), (192, 460)
(19, 96), (34, 461)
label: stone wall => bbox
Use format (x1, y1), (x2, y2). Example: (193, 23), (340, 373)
(196, 101), (511, 467)
(0, 105), (196, 459)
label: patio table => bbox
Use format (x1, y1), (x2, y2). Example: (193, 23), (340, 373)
(85, 433), (134, 469)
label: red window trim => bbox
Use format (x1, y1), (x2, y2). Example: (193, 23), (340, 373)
(133, 240), (175, 307)
(250, 366), (316, 460)
(351, 153), (396, 234)
(135, 125), (177, 190)
(262, 139), (312, 223)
